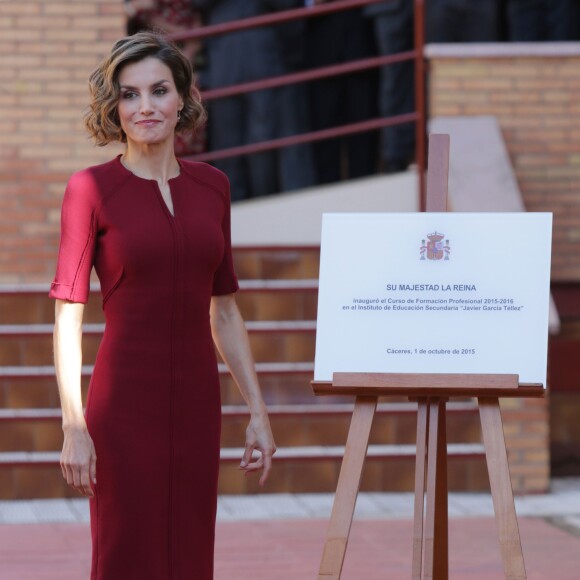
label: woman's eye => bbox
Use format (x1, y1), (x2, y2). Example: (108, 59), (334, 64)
(153, 87), (167, 96)
(122, 91), (137, 99)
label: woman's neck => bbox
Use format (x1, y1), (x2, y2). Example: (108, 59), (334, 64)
(121, 142), (180, 184)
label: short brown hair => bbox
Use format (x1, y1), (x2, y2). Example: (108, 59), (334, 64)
(84, 31), (206, 146)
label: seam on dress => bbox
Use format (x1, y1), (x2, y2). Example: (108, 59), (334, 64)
(101, 267), (125, 307)
(166, 202), (178, 580)
(70, 210), (96, 301)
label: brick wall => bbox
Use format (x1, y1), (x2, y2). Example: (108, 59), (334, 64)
(427, 43), (580, 283)
(501, 397), (550, 493)
(0, 0), (124, 283)
(426, 44), (580, 494)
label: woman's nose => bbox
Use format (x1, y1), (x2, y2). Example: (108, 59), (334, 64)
(140, 96), (153, 115)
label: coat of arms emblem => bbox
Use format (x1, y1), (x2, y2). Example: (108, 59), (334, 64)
(420, 232), (450, 261)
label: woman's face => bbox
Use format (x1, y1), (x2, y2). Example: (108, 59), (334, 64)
(117, 56), (184, 147)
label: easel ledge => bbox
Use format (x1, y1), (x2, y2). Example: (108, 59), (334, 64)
(313, 372), (544, 398)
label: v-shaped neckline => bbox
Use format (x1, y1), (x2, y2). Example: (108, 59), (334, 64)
(116, 154), (181, 219)
(154, 180), (176, 219)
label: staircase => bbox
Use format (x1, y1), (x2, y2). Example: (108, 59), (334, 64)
(0, 247), (487, 499)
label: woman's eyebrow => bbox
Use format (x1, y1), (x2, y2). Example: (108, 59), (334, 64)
(120, 80), (171, 90)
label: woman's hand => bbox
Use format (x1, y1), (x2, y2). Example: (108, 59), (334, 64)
(61, 426), (97, 497)
(211, 294), (277, 485)
(240, 413), (277, 486)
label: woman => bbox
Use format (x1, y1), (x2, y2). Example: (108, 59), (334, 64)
(50, 31), (276, 579)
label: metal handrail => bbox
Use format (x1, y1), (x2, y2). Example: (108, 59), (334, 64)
(201, 51), (417, 101)
(169, 0), (389, 42)
(169, 0), (427, 209)
(190, 112), (418, 162)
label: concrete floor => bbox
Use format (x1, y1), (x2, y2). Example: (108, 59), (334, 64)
(0, 479), (579, 579)
(0, 516), (578, 579)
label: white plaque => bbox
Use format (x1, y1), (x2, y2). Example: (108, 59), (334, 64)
(314, 213), (552, 386)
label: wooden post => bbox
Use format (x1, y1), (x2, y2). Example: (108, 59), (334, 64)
(318, 397), (378, 579)
(412, 401), (429, 579)
(479, 398), (527, 579)
(422, 133), (450, 579)
(422, 400), (448, 579)
(426, 133), (449, 212)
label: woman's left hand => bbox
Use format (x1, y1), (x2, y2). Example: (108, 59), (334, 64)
(240, 413), (276, 485)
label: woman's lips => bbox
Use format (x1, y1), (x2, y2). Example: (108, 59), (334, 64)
(136, 120), (161, 126)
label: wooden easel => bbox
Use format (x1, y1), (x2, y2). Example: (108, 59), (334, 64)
(311, 135), (545, 580)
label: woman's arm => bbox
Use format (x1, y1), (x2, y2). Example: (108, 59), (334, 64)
(54, 299), (97, 497)
(210, 294), (276, 485)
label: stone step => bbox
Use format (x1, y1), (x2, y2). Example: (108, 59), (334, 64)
(0, 281), (319, 324)
(0, 443), (487, 498)
(0, 364), (318, 409)
(0, 321), (317, 366)
(0, 401), (478, 420)
(0, 402), (482, 451)
(0, 363), (314, 380)
(0, 444), (485, 466)
(0, 363), (316, 405)
(232, 247), (320, 280)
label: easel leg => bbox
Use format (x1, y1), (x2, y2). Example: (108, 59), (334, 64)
(423, 399), (449, 580)
(479, 398), (527, 580)
(412, 399), (429, 580)
(317, 396), (378, 580)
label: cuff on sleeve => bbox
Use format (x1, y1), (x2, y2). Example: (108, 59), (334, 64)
(48, 281), (89, 304)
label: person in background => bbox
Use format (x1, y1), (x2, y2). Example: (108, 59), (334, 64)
(364, 0), (415, 174)
(306, 0), (378, 184)
(275, 0), (316, 192)
(124, 0), (203, 61)
(124, 0), (153, 34)
(191, 0), (283, 201)
(426, 0), (500, 42)
(506, 0), (577, 41)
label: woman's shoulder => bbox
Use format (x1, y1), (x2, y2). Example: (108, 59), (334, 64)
(68, 156), (127, 186)
(178, 159), (230, 196)
(65, 156), (130, 205)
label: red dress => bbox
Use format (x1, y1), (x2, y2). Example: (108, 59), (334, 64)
(49, 156), (238, 579)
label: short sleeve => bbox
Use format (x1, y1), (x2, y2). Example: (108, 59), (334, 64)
(212, 177), (239, 296)
(49, 172), (98, 304)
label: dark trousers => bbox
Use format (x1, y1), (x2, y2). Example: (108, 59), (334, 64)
(307, 9), (378, 184)
(427, 0), (500, 42)
(277, 82), (316, 191)
(507, 0), (575, 41)
(370, 0), (416, 168)
(209, 89), (278, 201)
(276, 16), (316, 192)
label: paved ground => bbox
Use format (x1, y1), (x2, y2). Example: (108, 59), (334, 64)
(1, 478), (579, 579)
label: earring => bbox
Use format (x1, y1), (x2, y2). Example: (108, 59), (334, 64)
(177, 110), (182, 120)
